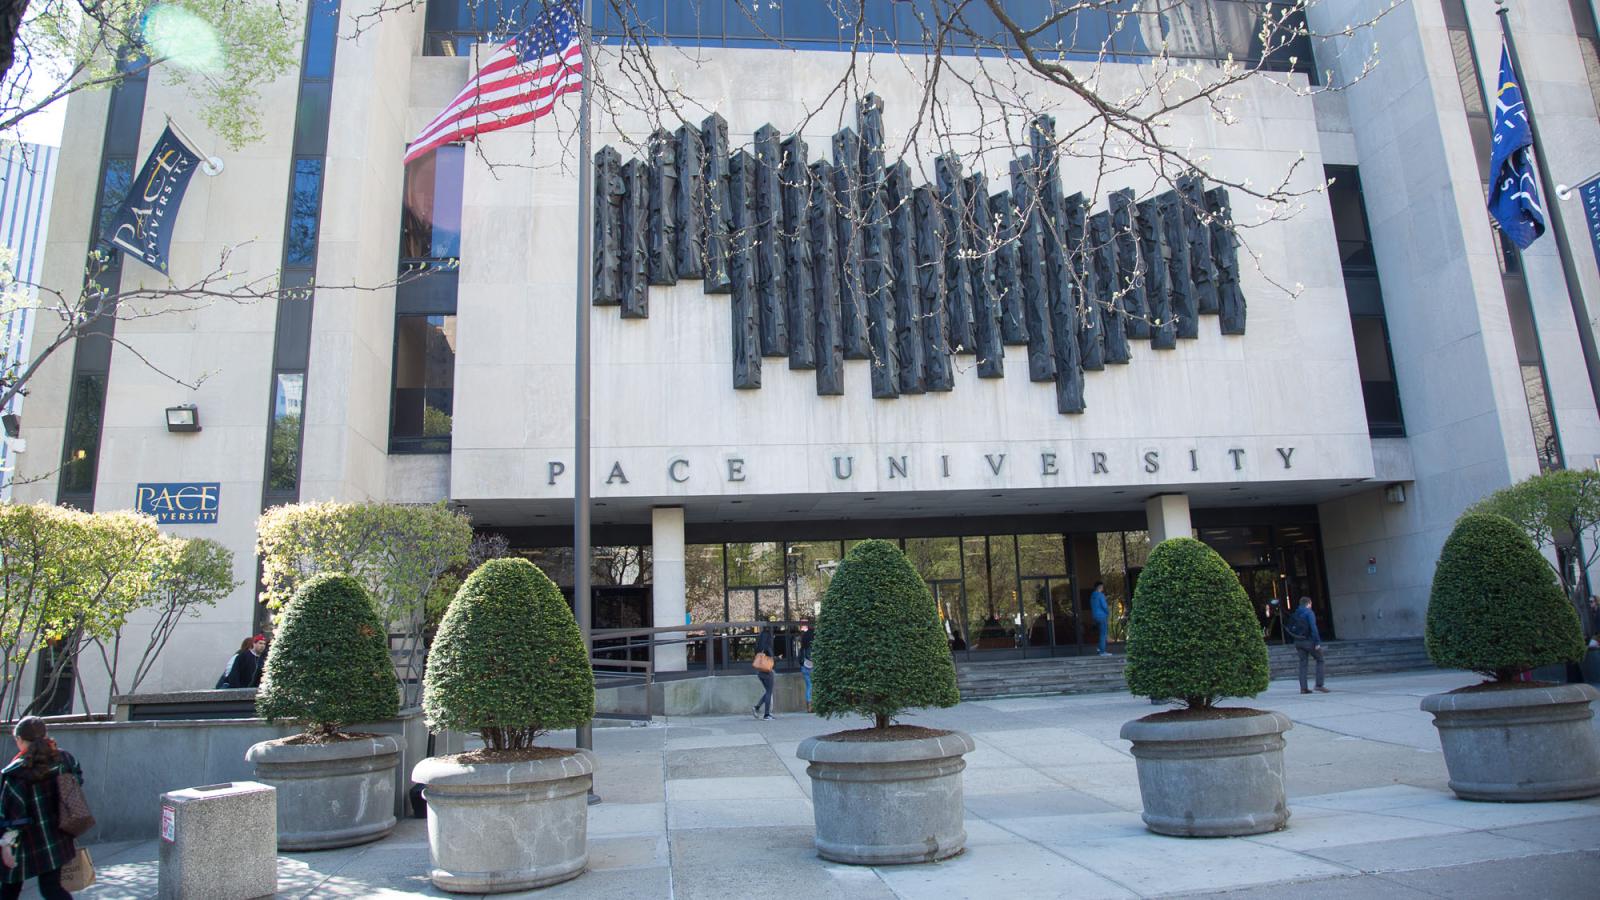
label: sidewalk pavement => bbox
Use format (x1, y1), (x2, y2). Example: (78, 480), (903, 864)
(44, 670), (1600, 898)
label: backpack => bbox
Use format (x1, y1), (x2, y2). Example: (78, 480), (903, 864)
(1284, 612), (1310, 641)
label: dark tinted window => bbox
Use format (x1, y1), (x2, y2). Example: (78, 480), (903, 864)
(61, 373), (107, 494)
(268, 372), (305, 492)
(401, 146), (465, 261)
(391, 314), (457, 451)
(286, 158), (324, 267)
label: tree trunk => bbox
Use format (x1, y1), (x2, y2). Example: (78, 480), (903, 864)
(0, 0), (28, 88)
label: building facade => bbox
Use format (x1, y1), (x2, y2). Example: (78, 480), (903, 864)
(14, 0), (1600, 706)
(1, 141), (59, 500)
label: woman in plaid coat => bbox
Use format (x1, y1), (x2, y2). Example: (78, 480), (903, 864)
(0, 717), (82, 899)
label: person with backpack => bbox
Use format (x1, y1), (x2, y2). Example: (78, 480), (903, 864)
(1287, 596), (1330, 694)
(0, 717), (86, 899)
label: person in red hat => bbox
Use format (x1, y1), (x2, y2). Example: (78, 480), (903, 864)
(215, 634), (268, 689)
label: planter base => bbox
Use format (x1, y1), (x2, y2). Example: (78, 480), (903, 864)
(413, 751), (595, 894)
(1120, 710), (1292, 838)
(1422, 683), (1600, 802)
(797, 730), (975, 865)
(246, 734), (399, 851)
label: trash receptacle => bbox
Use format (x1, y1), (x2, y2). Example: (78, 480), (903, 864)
(158, 781), (276, 900)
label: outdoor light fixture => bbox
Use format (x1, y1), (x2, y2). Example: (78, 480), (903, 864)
(1, 413), (17, 438)
(165, 404), (201, 433)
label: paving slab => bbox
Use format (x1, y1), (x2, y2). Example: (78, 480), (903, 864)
(875, 842), (1138, 899)
(1303, 829), (1559, 873)
(664, 774), (805, 803)
(1049, 831), (1354, 895)
(669, 825), (895, 900)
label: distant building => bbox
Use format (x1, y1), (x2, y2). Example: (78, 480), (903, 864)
(0, 142), (59, 500)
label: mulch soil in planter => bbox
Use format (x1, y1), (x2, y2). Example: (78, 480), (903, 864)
(275, 731), (386, 746)
(1138, 707), (1268, 724)
(818, 725), (953, 742)
(446, 747), (583, 765)
(1453, 680), (1561, 693)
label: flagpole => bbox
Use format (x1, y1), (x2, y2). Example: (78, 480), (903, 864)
(1496, 0), (1600, 419)
(573, 0), (598, 800)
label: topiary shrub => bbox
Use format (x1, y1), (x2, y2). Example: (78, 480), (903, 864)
(812, 539), (959, 729)
(1426, 512), (1584, 682)
(422, 557), (594, 752)
(1124, 537), (1269, 709)
(256, 573), (399, 738)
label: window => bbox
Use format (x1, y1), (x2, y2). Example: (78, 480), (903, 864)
(303, 0), (341, 79)
(391, 314), (456, 451)
(401, 146), (465, 262)
(95, 158), (134, 253)
(286, 159), (324, 267)
(268, 372), (305, 492)
(1327, 165), (1404, 437)
(60, 372), (106, 494)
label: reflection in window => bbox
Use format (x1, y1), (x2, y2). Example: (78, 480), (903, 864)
(303, 0), (342, 78)
(96, 158), (135, 253)
(401, 146), (465, 261)
(391, 314), (457, 451)
(1327, 165), (1404, 437)
(287, 158), (324, 267)
(61, 373), (107, 494)
(727, 541), (783, 586)
(593, 545), (651, 585)
(785, 541), (842, 621)
(686, 543), (726, 622)
(268, 372), (305, 492)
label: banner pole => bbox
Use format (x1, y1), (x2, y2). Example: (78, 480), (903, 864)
(1496, 0), (1600, 419)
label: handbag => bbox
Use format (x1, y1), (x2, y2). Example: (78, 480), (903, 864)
(57, 773), (95, 837)
(59, 848), (94, 892)
(752, 652), (774, 673)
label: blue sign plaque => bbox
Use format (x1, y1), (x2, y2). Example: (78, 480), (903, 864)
(136, 482), (220, 524)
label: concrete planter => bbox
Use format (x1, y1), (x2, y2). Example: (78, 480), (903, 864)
(796, 730), (975, 865)
(412, 750), (595, 893)
(245, 734), (399, 850)
(1120, 710), (1292, 837)
(1421, 682), (1600, 802)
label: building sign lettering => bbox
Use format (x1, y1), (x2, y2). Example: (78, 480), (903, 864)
(136, 482), (219, 524)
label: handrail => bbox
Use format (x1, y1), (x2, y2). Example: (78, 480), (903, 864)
(589, 620), (812, 686)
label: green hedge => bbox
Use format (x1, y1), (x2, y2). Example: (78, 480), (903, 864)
(812, 539), (959, 728)
(1124, 537), (1268, 708)
(256, 573), (399, 736)
(422, 558), (594, 750)
(1426, 512), (1584, 681)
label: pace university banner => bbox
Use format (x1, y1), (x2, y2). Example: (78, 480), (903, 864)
(1579, 175), (1600, 279)
(101, 126), (203, 273)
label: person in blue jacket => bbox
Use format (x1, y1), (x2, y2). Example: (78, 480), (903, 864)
(1287, 596), (1330, 694)
(1090, 582), (1110, 656)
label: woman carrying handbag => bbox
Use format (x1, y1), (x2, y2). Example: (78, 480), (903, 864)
(0, 717), (87, 899)
(751, 626), (777, 720)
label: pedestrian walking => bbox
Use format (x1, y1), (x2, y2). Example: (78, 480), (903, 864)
(0, 717), (84, 899)
(796, 622), (814, 713)
(751, 626), (776, 720)
(216, 634), (267, 689)
(1090, 582), (1110, 656)
(1287, 596), (1329, 694)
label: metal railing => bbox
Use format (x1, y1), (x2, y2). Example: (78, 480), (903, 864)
(590, 620), (811, 688)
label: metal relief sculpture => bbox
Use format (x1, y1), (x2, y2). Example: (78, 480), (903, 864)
(992, 190), (1028, 347)
(1091, 211), (1129, 365)
(1136, 198), (1178, 350)
(781, 135), (816, 370)
(621, 158), (649, 318)
(701, 114), (732, 294)
(936, 155), (976, 354)
(648, 129), (678, 286)
(914, 184), (954, 391)
(592, 98), (1248, 416)
(1178, 174), (1219, 315)
(1158, 189), (1199, 340)
(674, 124), (705, 280)
(967, 173), (1004, 377)
(832, 128), (870, 359)
(808, 159), (845, 396)
(1206, 187), (1246, 335)
(888, 162), (925, 394)
(1010, 156), (1056, 383)
(728, 150), (760, 388)
(593, 146), (623, 305)
(1065, 193), (1104, 371)
(1109, 188), (1149, 340)
(753, 125), (789, 357)
(863, 189), (899, 399)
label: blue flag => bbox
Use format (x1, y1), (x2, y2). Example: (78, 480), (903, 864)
(1579, 175), (1600, 283)
(1487, 42), (1546, 249)
(101, 126), (203, 273)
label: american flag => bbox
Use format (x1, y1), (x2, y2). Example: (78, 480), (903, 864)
(403, 5), (583, 164)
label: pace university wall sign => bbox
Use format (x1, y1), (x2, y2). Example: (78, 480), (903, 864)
(136, 482), (220, 524)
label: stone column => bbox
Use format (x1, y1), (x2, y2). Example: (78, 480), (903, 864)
(1145, 493), (1192, 546)
(651, 506), (688, 673)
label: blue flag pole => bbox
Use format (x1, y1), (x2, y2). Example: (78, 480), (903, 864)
(1495, 0), (1600, 419)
